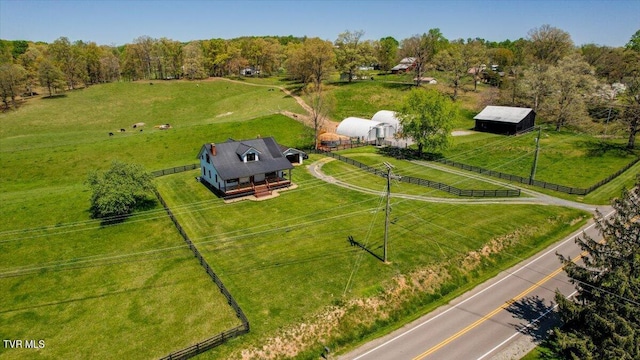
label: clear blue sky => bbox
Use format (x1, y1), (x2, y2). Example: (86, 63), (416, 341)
(1, 0), (638, 47)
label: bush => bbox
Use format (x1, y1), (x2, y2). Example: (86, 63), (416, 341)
(87, 161), (155, 220)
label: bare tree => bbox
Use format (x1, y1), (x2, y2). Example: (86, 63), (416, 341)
(307, 83), (334, 150)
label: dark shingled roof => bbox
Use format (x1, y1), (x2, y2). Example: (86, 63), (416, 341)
(198, 137), (293, 180)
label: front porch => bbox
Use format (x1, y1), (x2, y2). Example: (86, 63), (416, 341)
(204, 175), (291, 200)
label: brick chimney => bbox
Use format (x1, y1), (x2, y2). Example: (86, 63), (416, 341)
(210, 143), (217, 156)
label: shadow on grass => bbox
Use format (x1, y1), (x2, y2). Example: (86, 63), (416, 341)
(94, 198), (158, 226)
(377, 146), (444, 161)
(577, 140), (634, 157)
(42, 94), (67, 100)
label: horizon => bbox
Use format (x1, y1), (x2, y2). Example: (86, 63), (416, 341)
(1, 0), (639, 47)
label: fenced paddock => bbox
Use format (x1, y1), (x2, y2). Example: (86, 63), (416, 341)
(437, 157), (640, 196)
(317, 151), (521, 197)
(155, 189), (250, 359)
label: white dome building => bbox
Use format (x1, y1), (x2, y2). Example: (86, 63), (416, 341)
(336, 117), (383, 142)
(371, 110), (402, 137)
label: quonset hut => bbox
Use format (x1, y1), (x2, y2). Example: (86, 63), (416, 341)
(336, 117), (383, 142)
(336, 112), (400, 145)
(371, 110), (401, 136)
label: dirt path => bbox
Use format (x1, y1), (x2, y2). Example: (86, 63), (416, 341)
(211, 78), (339, 132)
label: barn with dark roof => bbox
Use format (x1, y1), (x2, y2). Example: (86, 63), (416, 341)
(474, 106), (536, 135)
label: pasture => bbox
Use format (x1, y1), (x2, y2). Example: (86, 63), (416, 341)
(0, 78), (633, 359)
(0, 80), (307, 359)
(156, 161), (587, 359)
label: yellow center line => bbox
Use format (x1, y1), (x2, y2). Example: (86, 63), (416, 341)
(413, 252), (583, 360)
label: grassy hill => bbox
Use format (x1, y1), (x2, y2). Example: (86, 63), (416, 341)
(0, 77), (632, 359)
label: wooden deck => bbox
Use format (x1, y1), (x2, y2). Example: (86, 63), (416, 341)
(222, 178), (291, 199)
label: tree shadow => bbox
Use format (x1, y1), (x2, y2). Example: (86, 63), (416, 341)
(505, 295), (559, 343)
(92, 197), (157, 226)
(377, 146), (443, 161)
(42, 94), (67, 100)
(379, 81), (415, 91)
(576, 139), (633, 157)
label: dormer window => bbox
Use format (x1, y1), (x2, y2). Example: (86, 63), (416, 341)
(246, 153), (256, 162)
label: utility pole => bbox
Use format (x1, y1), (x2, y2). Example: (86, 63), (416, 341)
(529, 127), (541, 185)
(383, 162), (395, 263)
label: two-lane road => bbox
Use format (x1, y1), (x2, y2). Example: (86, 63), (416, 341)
(340, 209), (610, 360)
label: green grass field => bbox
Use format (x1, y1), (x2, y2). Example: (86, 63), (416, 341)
(0, 80), (308, 359)
(441, 128), (638, 191)
(154, 159), (587, 358)
(0, 78), (633, 359)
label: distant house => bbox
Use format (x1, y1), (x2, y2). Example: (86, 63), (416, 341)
(197, 137), (301, 199)
(390, 57), (417, 74)
(474, 106), (536, 135)
(240, 67), (259, 76)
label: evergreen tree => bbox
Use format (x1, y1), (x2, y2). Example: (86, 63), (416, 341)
(554, 177), (640, 359)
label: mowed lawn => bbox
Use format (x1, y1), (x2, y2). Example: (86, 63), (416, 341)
(156, 159), (587, 358)
(0, 81), (308, 359)
(442, 128), (638, 190)
(328, 147), (518, 197)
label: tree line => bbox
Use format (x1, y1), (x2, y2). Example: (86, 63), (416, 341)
(0, 27), (638, 147)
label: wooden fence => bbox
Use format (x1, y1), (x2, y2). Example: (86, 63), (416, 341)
(155, 189), (249, 359)
(318, 151), (521, 198)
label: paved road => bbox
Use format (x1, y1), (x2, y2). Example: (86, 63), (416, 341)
(338, 212), (611, 360)
(308, 158), (609, 359)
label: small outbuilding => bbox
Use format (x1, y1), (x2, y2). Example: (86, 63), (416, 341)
(474, 106), (536, 135)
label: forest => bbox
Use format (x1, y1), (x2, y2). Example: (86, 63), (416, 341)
(1, 26), (639, 148)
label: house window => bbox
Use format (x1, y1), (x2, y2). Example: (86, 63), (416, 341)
(215, 174), (218, 182)
(206, 154), (210, 163)
(208, 170), (211, 178)
(246, 153), (256, 162)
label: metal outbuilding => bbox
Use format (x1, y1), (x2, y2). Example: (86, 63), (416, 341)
(336, 117), (383, 142)
(474, 106), (536, 135)
(371, 110), (401, 136)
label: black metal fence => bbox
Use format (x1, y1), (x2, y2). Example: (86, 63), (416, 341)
(319, 151), (521, 198)
(437, 157), (640, 196)
(152, 164), (199, 177)
(154, 190), (249, 359)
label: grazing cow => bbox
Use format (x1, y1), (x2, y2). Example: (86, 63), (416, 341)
(140, 129), (143, 132)
(133, 124), (137, 128)
(109, 132), (114, 136)
(120, 128), (125, 132)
